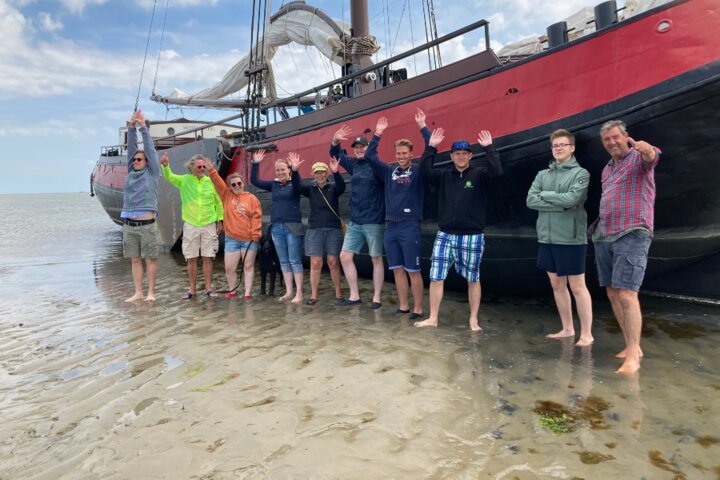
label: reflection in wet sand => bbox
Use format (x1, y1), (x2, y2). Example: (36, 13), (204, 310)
(0, 194), (719, 479)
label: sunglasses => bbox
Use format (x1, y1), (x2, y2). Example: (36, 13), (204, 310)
(230, 182), (242, 187)
(195, 165), (206, 170)
(451, 141), (471, 151)
(133, 157), (145, 162)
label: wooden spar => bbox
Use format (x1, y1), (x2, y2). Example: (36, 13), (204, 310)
(351, 0), (376, 95)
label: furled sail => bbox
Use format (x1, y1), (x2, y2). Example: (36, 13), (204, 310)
(154, 6), (356, 107)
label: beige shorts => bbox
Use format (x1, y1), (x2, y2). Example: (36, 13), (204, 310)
(123, 222), (161, 259)
(182, 222), (219, 259)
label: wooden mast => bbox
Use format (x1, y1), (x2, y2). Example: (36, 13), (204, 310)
(350, 0), (376, 95)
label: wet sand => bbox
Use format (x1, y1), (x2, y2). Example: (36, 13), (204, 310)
(1, 193), (719, 479)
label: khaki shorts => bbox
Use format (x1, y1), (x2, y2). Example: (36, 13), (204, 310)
(123, 222), (161, 259)
(182, 222), (219, 259)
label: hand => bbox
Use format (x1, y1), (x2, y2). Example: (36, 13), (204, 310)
(216, 221), (224, 235)
(333, 125), (351, 145)
(628, 137), (656, 162)
(477, 130), (492, 147)
(160, 152), (169, 166)
(287, 152), (303, 171)
(429, 128), (444, 148)
(134, 110), (146, 127)
(252, 149), (266, 163)
(328, 156), (339, 173)
(415, 108), (426, 128)
(375, 116), (388, 136)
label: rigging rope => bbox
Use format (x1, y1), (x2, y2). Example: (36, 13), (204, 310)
(134, 0), (159, 112)
(151, 0), (171, 96)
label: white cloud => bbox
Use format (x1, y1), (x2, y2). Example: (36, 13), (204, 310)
(134, 0), (218, 8)
(39, 12), (63, 32)
(59, 0), (108, 15)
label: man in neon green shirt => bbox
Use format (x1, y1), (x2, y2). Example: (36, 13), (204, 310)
(161, 153), (224, 299)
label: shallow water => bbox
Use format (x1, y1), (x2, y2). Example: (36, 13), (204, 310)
(0, 193), (719, 479)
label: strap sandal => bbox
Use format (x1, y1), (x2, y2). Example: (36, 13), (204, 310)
(224, 291), (238, 299)
(306, 298), (317, 305)
(206, 290), (219, 298)
(182, 292), (194, 300)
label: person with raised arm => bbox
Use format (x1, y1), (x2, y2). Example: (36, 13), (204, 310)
(330, 125), (385, 308)
(160, 152), (224, 300)
(250, 150), (304, 303)
(363, 110), (430, 320)
(121, 109), (162, 302)
(294, 156), (346, 305)
(206, 162), (262, 299)
(415, 127), (502, 331)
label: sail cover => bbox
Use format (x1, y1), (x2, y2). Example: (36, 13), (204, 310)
(161, 8), (351, 104)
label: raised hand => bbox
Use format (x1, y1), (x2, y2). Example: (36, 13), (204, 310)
(252, 149), (266, 163)
(328, 156), (339, 173)
(375, 116), (389, 136)
(134, 110), (146, 127)
(160, 152), (169, 166)
(429, 128), (444, 148)
(477, 130), (492, 147)
(628, 137), (656, 162)
(415, 108), (426, 128)
(333, 125), (351, 145)
(287, 152), (303, 171)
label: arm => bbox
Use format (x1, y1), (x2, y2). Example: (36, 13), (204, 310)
(364, 134), (390, 179)
(420, 127), (444, 185)
(415, 108), (431, 147)
(250, 195), (263, 241)
(206, 163), (228, 198)
(213, 189), (224, 222)
(331, 125), (353, 174)
(477, 130), (502, 178)
(139, 128), (160, 178)
(292, 169), (309, 196)
(126, 127), (137, 172)
(160, 163), (183, 189)
(249, 161), (274, 191)
(539, 169), (590, 209)
(629, 137), (660, 170)
(332, 171), (346, 197)
(526, 172), (564, 212)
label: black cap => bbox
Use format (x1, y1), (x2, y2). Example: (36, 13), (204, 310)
(351, 136), (369, 147)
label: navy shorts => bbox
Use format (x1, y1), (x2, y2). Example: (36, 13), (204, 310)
(594, 230), (652, 292)
(384, 221), (421, 272)
(537, 243), (587, 276)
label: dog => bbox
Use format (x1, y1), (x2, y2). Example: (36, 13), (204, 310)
(258, 226), (282, 296)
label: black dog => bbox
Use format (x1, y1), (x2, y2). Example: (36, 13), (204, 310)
(258, 227), (282, 296)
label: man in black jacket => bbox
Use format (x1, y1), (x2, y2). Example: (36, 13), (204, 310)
(414, 128), (501, 331)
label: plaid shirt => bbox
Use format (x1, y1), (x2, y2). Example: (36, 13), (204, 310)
(594, 147), (660, 237)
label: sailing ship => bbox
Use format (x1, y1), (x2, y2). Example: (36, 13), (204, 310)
(91, 0), (720, 301)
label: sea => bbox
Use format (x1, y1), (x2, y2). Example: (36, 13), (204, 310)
(0, 192), (718, 479)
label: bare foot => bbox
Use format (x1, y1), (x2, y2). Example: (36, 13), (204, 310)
(278, 293), (292, 301)
(125, 293), (143, 302)
(145, 294), (156, 302)
(414, 319), (438, 328)
(546, 330), (575, 339)
(469, 322), (482, 332)
(616, 348), (644, 359)
(575, 337), (594, 347)
(616, 357), (641, 375)
(291, 296), (303, 304)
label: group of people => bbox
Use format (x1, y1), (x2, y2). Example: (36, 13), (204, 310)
(121, 108), (659, 375)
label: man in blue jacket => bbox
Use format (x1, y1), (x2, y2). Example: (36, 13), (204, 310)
(122, 110), (161, 302)
(365, 112), (430, 319)
(330, 126), (386, 308)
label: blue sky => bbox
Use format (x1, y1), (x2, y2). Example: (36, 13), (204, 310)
(0, 0), (611, 194)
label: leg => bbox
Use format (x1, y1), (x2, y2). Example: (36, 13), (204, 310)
(242, 250), (258, 297)
(546, 272), (575, 339)
(615, 288), (643, 375)
(287, 234), (304, 303)
(408, 271), (424, 315)
(606, 287), (630, 357)
(224, 250), (242, 291)
(145, 258), (157, 301)
(467, 281), (482, 331)
(309, 256), (323, 300)
(568, 274), (593, 346)
(202, 256), (214, 293)
(392, 268), (409, 311)
(272, 227), (294, 300)
(371, 256), (384, 304)
(327, 255), (342, 298)
(340, 251), (361, 301)
(280, 272), (294, 301)
(186, 257), (198, 295)
(415, 281), (443, 328)
(126, 256), (144, 302)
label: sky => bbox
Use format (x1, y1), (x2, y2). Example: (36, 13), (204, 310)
(0, 0), (615, 194)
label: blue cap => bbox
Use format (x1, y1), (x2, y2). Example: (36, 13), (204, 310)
(451, 140), (472, 152)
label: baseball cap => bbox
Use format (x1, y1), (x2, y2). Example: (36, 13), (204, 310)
(311, 162), (329, 173)
(451, 140), (472, 153)
(351, 136), (369, 147)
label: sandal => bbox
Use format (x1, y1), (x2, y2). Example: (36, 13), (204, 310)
(182, 292), (194, 300)
(306, 298), (317, 305)
(206, 290), (219, 298)
(244, 295), (253, 299)
(224, 291), (238, 299)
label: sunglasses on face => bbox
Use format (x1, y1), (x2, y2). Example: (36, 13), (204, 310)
(195, 165), (206, 170)
(230, 182), (242, 187)
(133, 157), (145, 162)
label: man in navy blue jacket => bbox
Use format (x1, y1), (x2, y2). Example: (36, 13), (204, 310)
(365, 111), (430, 319)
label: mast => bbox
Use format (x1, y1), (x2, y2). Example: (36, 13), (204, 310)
(350, 0), (376, 95)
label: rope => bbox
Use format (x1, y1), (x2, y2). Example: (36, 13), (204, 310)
(151, 0), (171, 96)
(134, 0), (159, 112)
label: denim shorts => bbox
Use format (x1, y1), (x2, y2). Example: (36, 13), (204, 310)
(305, 227), (343, 257)
(594, 230), (652, 291)
(225, 235), (259, 253)
(341, 222), (384, 257)
(384, 221), (422, 272)
(537, 243), (587, 276)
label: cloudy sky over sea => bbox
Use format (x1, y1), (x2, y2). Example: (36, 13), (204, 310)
(0, 0), (616, 194)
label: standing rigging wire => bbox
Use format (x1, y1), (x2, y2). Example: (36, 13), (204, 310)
(151, 0), (171, 97)
(428, 0), (442, 67)
(134, 0), (159, 112)
(407, 0), (418, 76)
(420, 0), (434, 70)
(390, 0), (408, 57)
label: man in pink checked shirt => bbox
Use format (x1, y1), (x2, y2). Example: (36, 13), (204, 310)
(590, 120), (660, 375)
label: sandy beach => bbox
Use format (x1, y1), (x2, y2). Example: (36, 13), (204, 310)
(0, 193), (718, 479)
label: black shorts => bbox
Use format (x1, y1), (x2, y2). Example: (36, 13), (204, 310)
(537, 243), (587, 276)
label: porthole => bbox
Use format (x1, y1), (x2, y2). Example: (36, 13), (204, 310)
(167, 127), (176, 135)
(656, 20), (672, 33)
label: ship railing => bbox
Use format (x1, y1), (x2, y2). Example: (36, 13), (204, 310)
(101, 145), (126, 157)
